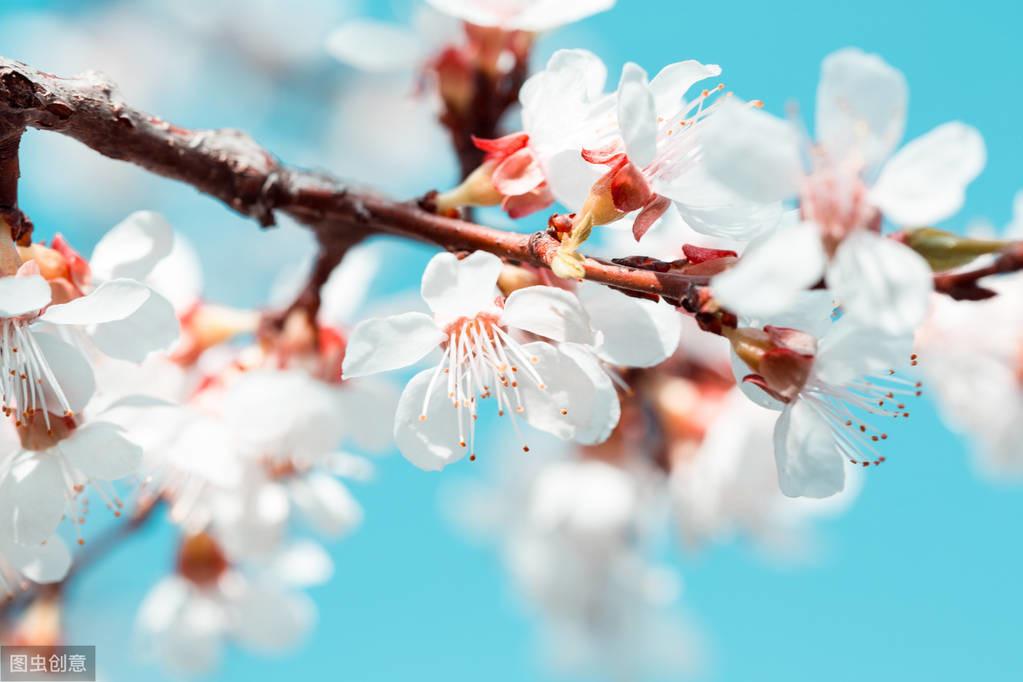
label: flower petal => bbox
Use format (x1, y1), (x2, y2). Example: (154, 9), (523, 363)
(578, 282), (681, 367)
(491, 148), (545, 197)
(0, 274), (51, 317)
(870, 122), (986, 226)
(616, 62), (658, 167)
(60, 421), (142, 481)
(5, 455), (66, 545)
(773, 399), (846, 498)
(288, 473), (363, 538)
(420, 251), (502, 320)
(89, 211), (174, 281)
(393, 368), (466, 471)
(5, 534), (72, 584)
(229, 581), (314, 654)
(269, 540), (334, 588)
(342, 312), (444, 379)
(813, 315), (914, 387)
(700, 98), (803, 204)
(712, 220), (827, 319)
(816, 48), (907, 171)
(501, 286), (594, 344)
(33, 331), (96, 414)
(518, 342), (619, 445)
(648, 60), (721, 116)
(325, 20), (424, 72)
(827, 231), (933, 335)
(90, 288), (179, 362)
(39, 278), (150, 325)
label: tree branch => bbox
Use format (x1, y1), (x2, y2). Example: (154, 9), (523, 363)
(0, 56), (707, 302)
(933, 241), (1023, 300)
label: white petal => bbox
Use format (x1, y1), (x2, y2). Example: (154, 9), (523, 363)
(542, 147), (605, 210)
(813, 315), (914, 387)
(6, 535), (71, 583)
(663, 168), (785, 241)
(270, 540), (334, 588)
(229, 582), (314, 654)
(40, 278), (150, 325)
(32, 332), (96, 414)
(317, 243), (381, 327)
(59, 421), (142, 481)
(827, 231), (933, 335)
(0, 275), (51, 317)
(5, 455), (66, 545)
(501, 286), (594, 344)
(712, 220), (827, 318)
(333, 378), (399, 453)
(420, 251), (502, 320)
(816, 48), (907, 170)
(578, 282), (681, 367)
(700, 97), (803, 203)
(145, 233), (203, 315)
(518, 342), (620, 445)
(325, 20), (424, 72)
(616, 62), (657, 167)
(648, 60), (721, 116)
(393, 368), (465, 471)
(870, 122), (986, 226)
(342, 312), (443, 378)
(90, 288), (179, 362)
(90, 211), (174, 281)
(773, 399), (846, 498)
(289, 473), (363, 538)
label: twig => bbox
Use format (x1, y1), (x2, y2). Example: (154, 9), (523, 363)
(933, 242), (1023, 300)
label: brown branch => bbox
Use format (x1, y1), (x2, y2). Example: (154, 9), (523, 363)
(0, 56), (707, 302)
(933, 241), (1023, 300)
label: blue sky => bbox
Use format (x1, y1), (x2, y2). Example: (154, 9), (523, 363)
(3, 0), (1022, 680)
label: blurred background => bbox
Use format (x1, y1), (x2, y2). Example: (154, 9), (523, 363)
(2, 0), (1022, 680)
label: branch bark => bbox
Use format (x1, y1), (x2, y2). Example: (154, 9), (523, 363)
(0, 56), (707, 301)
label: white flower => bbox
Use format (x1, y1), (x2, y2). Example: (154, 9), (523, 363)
(0, 523), (71, 594)
(426, 0), (614, 32)
(136, 536), (330, 675)
(0, 399), (144, 546)
(703, 48), (985, 333)
(343, 251), (621, 470)
(727, 304), (920, 498)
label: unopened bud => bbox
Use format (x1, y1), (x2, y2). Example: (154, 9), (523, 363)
(902, 227), (1008, 272)
(498, 264), (542, 296)
(17, 243), (70, 282)
(434, 162), (503, 215)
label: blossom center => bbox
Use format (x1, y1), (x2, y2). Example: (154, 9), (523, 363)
(1, 319), (77, 427)
(800, 161), (880, 253)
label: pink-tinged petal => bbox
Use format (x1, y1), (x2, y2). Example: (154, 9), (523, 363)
(759, 347), (814, 402)
(288, 473), (362, 538)
(491, 147), (546, 197)
(501, 185), (555, 218)
(773, 399), (846, 498)
(89, 211), (174, 281)
(610, 161), (653, 213)
(579, 282), (681, 368)
(632, 194), (671, 241)
(518, 342), (620, 445)
(827, 231), (933, 335)
(501, 286), (594, 344)
(682, 244), (738, 264)
(341, 312), (444, 379)
(816, 48), (907, 171)
(711, 219), (827, 319)
(50, 234), (91, 288)
(393, 368), (466, 471)
(33, 332), (96, 414)
(39, 278), (150, 325)
(581, 142), (625, 165)
(700, 98), (803, 204)
(648, 60), (722, 115)
(90, 288), (179, 362)
(325, 19), (424, 72)
(472, 132), (530, 159)
(60, 421), (142, 481)
(420, 251), (503, 319)
(0, 274), (51, 317)
(870, 122), (986, 226)
(5, 455), (66, 546)
(764, 326), (818, 356)
(616, 62), (658, 167)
